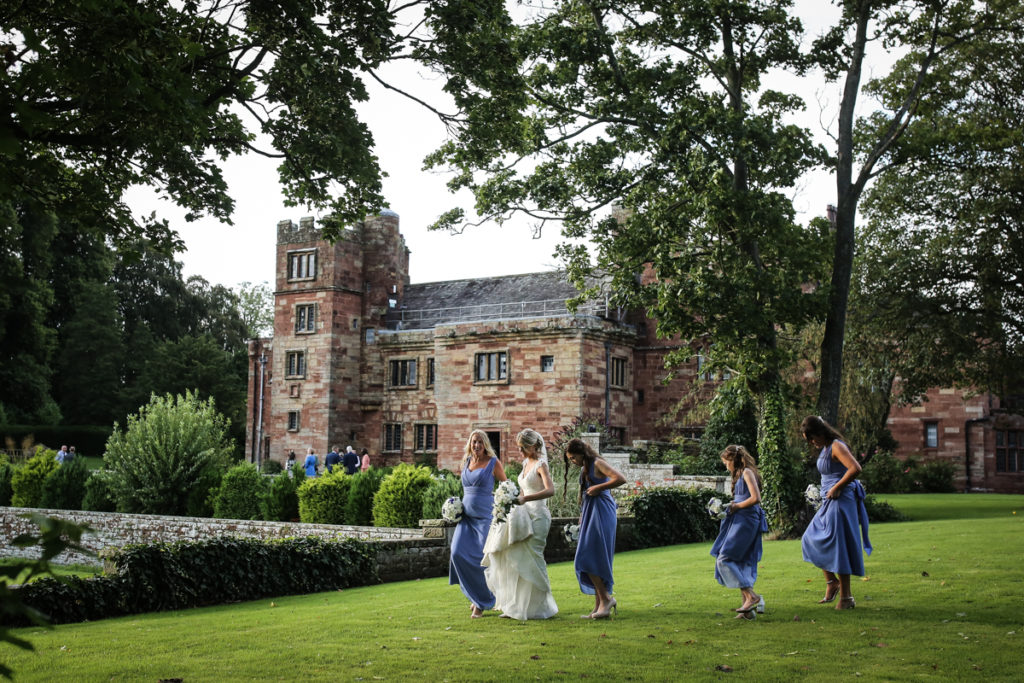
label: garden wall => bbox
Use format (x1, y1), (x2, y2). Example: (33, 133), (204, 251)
(0, 507), (638, 584)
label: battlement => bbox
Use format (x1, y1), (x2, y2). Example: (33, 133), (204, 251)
(277, 216), (319, 244)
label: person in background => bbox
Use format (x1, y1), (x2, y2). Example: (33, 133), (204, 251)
(303, 447), (319, 478)
(325, 445), (342, 473)
(342, 446), (360, 475)
(286, 451), (297, 476)
(360, 448), (371, 472)
(55, 445), (69, 464)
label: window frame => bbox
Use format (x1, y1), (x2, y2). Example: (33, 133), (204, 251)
(426, 358), (435, 387)
(415, 423), (438, 452)
(287, 410), (300, 432)
(383, 423), (403, 452)
(610, 356), (627, 389)
(924, 421), (939, 449)
(388, 358), (418, 389)
(287, 249), (317, 281)
(285, 350), (306, 379)
(295, 303), (316, 334)
(540, 355), (555, 373)
(474, 350), (509, 384)
(996, 429), (1021, 473)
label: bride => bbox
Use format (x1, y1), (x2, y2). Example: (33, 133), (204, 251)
(482, 428), (559, 620)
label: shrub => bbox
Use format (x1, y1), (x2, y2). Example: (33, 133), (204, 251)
(913, 460), (957, 493)
(11, 447), (59, 508)
(0, 460), (13, 506)
(420, 471), (463, 520)
(859, 450), (913, 494)
(81, 470), (118, 512)
(260, 459), (283, 475)
(298, 470), (353, 525)
(344, 468), (389, 526)
(261, 473), (300, 522)
(372, 464), (434, 528)
(503, 459), (522, 482)
(625, 486), (722, 548)
(697, 380), (757, 473)
(548, 456), (581, 519)
(863, 495), (907, 523)
(40, 458), (90, 510)
(104, 391), (234, 516)
(211, 464), (269, 520)
(6, 536), (379, 626)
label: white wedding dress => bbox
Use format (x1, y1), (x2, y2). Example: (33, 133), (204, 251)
(482, 462), (558, 620)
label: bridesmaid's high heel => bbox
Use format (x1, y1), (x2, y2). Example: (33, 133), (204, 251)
(590, 599), (617, 620)
(818, 579), (840, 604)
(836, 597), (856, 610)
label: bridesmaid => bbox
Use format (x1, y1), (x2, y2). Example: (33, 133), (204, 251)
(800, 415), (872, 610)
(564, 438), (625, 619)
(710, 445), (768, 620)
(449, 430), (507, 618)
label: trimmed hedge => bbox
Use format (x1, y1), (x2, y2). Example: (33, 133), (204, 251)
(3, 535), (379, 627)
(211, 463), (268, 520)
(625, 486), (722, 548)
(10, 447), (58, 508)
(372, 464), (434, 528)
(39, 458), (90, 510)
(298, 470), (353, 525)
(344, 467), (389, 527)
(81, 470), (118, 512)
(420, 471), (463, 521)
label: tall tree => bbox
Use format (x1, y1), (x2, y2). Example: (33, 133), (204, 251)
(810, 0), (1018, 423)
(426, 0), (825, 532)
(236, 281), (274, 340)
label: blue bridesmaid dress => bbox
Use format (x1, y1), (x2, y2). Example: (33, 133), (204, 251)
(449, 457), (497, 609)
(574, 462), (618, 595)
(710, 474), (768, 588)
(801, 440), (873, 575)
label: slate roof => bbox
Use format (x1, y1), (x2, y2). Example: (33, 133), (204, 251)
(384, 271), (609, 330)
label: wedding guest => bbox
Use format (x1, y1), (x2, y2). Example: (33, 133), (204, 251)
(449, 430), (507, 618)
(303, 447), (319, 478)
(563, 438), (625, 619)
(482, 428), (558, 620)
(710, 445), (768, 620)
(360, 448), (371, 472)
(285, 451), (297, 476)
(800, 415), (872, 610)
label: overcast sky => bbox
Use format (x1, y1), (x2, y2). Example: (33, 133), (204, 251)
(126, 2), (864, 291)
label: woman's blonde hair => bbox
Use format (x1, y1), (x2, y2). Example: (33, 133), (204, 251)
(720, 444), (762, 489)
(516, 428), (545, 459)
(462, 429), (496, 469)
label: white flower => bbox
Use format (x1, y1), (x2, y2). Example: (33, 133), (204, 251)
(707, 497), (729, 520)
(805, 484), (823, 509)
(491, 480), (519, 525)
(441, 496), (464, 523)
(562, 523), (580, 546)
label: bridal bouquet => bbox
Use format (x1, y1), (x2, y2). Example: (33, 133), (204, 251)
(805, 484), (823, 510)
(706, 497), (729, 520)
(441, 496), (464, 523)
(491, 480), (520, 525)
(562, 523), (580, 546)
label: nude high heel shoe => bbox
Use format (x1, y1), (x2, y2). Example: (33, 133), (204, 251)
(818, 579), (839, 604)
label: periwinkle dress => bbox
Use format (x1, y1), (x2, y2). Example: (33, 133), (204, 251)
(449, 457), (497, 610)
(801, 440), (873, 576)
(710, 474), (768, 589)
(575, 462), (618, 595)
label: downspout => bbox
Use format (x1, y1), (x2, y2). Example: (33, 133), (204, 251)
(605, 342), (612, 427)
(256, 352), (267, 469)
(964, 416), (989, 492)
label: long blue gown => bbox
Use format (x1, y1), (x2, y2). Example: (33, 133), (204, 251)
(801, 440), (873, 576)
(574, 462), (618, 595)
(449, 457), (496, 609)
(710, 474), (768, 589)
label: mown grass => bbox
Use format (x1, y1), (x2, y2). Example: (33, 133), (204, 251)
(4, 494), (1023, 681)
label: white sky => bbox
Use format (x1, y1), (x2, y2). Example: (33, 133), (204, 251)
(126, 2), (864, 291)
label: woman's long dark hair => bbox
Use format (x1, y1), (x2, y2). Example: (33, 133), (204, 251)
(720, 444), (762, 489)
(800, 415), (845, 446)
(563, 438), (598, 504)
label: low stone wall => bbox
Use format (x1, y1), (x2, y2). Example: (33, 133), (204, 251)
(0, 507), (421, 566)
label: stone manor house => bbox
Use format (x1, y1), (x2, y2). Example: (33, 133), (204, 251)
(245, 213), (1023, 493)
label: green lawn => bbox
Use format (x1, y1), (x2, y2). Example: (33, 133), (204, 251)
(4, 494), (1023, 681)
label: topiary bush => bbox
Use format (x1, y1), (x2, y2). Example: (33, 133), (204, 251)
(344, 467), (389, 526)
(104, 391), (234, 516)
(420, 470), (463, 520)
(372, 464), (434, 528)
(625, 486), (722, 548)
(260, 459), (283, 475)
(211, 463), (269, 520)
(11, 447), (59, 508)
(0, 459), (14, 506)
(298, 470), (353, 525)
(81, 470), (118, 512)
(261, 472), (301, 522)
(913, 460), (957, 493)
(859, 450), (914, 493)
(40, 457), (90, 510)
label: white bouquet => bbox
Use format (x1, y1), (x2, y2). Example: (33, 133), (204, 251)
(562, 523), (580, 546)
(805, 484), (823, 510)
(441, 496), (464, 523)
(706, 497), (729, 520)
(491, 480), (520, 525)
